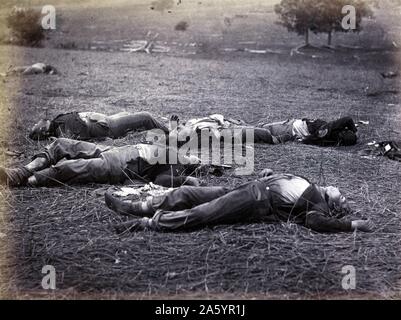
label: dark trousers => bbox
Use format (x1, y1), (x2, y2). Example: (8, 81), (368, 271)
(37, 138), (111, 165)
(225, 126), (275, 144)
(189, 125), (286, 145)
(258, 120), (295, 143)
(32, 138), (196, 187)
(33, 138), (139, 186)
(151, 182), (273, 231)
(242, 127), (276, 144)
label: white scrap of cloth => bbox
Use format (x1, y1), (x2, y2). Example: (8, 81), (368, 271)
(114, 187), (142, 197)
(114, 183), (173, 198)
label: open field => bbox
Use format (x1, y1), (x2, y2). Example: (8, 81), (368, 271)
(0, 0), (401, 298)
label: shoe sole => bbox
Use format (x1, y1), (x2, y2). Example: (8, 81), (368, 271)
(104, 190), (134, 217)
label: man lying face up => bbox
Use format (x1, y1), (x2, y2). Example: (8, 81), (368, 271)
(0, 138), (205, 188)
(106, 169), (374, 234)
(170, 114), (358, 146)
(29, 111), (169, 140)
(4, 63), (58, 76)
(258, 116), (358, 146)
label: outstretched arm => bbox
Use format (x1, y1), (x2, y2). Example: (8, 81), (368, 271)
(305, 211), (374, 232)
(305, 211), (374, 233)
(259, 168), (274, 178)
(169, 114), (180, 131)
(305, 211), (352, 232)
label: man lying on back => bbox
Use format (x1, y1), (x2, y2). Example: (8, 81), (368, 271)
(172, 114), (358, 146)
(29, 111), (169, 140)
(106, 169), (374, 234)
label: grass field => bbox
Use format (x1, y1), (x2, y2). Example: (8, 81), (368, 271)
(0, 0), (401, 299)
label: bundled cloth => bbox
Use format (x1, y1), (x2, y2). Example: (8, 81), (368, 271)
(360, 141), (401, 162)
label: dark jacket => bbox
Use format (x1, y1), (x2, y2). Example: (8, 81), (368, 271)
(49, 112), (109, 140)
(303, 117), (357, 146)
(49, 113), (90, 139)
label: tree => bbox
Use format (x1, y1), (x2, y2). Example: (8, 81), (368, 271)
(314, 0), (373, 46)
(6, 7), (44, 47)
(275, 0), (373, 47)
(274, 0), (320, 46)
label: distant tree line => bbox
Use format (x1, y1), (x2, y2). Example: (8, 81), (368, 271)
(274, 0), (373, 46)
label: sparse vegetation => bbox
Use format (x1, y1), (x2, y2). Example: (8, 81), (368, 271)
(175, 20), (189, 31)
(150, 0), (174, 12)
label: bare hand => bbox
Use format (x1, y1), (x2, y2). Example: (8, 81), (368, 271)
(170, 114), (179, 123)
(259, 168), (274, 178)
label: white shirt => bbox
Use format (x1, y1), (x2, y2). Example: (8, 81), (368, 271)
(292, 119), (310, 140)
(178, 114), (230, 140)
(185, 114), (229, 130)
(269, 175), (311, 204)
(31, 63), (47, 72)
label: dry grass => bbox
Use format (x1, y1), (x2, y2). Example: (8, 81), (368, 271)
(0, 2), (401, 299)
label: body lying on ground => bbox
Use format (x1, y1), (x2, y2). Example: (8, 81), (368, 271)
(3, 63), (58, 76)
(106, 169), (374, 233)
(0, 138), (203, 188)
(173, 114), (358, 146)
(29, 111), (169, 140)
(256, 116), (358, 146)
(171, 113), (275, 144)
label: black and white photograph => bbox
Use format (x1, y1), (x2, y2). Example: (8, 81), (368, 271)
(0, 0), (400, 302)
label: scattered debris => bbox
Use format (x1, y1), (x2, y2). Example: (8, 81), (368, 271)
(356, 120), (370, 127)
(365, 89), (400, 97)
(244, 48), (268, 54)
(5, 150), (23, 157)
(121, 33), (173, 54)
(110, 183), (173, 199)
(221, 48), (238, 52)
(238, 41), (256, 45)
(223, 17), (231, 27)
(380, 71), (399, 79)
(150, 0), (174, 12)
(122, 40), (154, 54)
(166, 272), (178, 279)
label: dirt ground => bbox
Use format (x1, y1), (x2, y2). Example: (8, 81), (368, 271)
(0, 0), (401, 299)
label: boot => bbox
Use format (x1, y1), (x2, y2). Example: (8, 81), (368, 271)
(105, 189), (153, 217)
(0, 166), (32, 187)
